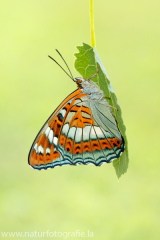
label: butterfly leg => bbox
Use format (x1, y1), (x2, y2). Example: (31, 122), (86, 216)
(103, 96), (110, 100)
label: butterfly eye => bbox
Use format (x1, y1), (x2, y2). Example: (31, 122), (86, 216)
(76, 80), (82, 84)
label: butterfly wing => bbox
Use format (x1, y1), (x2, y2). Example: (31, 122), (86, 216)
(57, 97), (125, 166)
(28, 89), (85, 170)
(58, 97), (96, 165)
(89, 100), (125, 164)
(28, 90), (125, 170)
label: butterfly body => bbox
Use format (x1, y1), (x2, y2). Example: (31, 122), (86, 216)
(28, 74), (125, 170)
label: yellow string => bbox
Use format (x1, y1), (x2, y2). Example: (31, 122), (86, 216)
(90, 0), (96, 47)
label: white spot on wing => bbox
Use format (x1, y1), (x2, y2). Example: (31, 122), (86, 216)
(59, 109), (66, 117)
(94, 126), (104, 139)
(68, 127), (76, 139)
(83, 126), (91, 141)
(34, 143), (38, 153)
(38, 145), (44, 154)
(62, 123), (69, 135)
(46, 148), (50, 154)
(53, 137), (58, 146)
(48, 129), (54, 144)
(45, 127), (50, 137)
(75, 128), (82, 143)
(90, 127), (96, 140)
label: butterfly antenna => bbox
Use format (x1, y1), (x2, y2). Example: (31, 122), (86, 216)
(48, 55), (75, 81)
(55, 49), (75, 81)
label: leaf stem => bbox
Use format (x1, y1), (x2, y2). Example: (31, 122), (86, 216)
(90, 0), (96, 47)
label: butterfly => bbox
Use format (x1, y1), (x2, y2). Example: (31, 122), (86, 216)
(28, 50), (125, 170)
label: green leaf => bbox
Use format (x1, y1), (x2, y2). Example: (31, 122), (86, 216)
(74, 43), (129, 179)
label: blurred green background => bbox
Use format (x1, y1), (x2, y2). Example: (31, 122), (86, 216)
(0, 0), (160, 239)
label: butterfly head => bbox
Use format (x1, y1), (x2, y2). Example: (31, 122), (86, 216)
(74, 77), (85, 88)
(75, 65), (100, 88)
